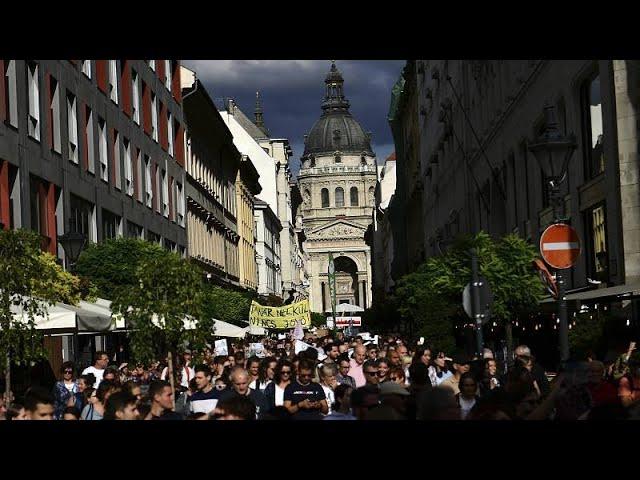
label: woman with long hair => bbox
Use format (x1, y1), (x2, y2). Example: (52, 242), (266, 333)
(81, 380), (119, 420)
(263, 360), (293, 413)
(251, 357), (277, 393)
(52, 361), (79, 420)
(428, 351), (453, 387)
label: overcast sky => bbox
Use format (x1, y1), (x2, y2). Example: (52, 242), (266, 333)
(183, 60), (405, 176)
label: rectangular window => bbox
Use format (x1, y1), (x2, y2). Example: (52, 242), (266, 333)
(131, 70), (140, 124)
(147, 230), (161, 244)
(155, 163), (160, 212)
(145, 155), (153, 208)
(582, 71), (605, 179)
(108, 60), (118, 104)
(67, 92), (78, 164)
(142, 81), (151, 135)
(167, 111), (174, 156)
(85, 105), (95, 173)
(70, 194), (96, 243)
(135, 148), (143, 202)
(112, 129), (121, 189)
(81, 60), (92, 79)
(126, 220), (143, 239)
(102, 209), (122, 240)
(98, 118), (108, 181)
(124, 138), (133, 196)
(48, 75), (61, 153)
(586, 203), (608, 283)
(151, 92), (158, 142)
(176, 181), (185, 226)
(27, 62), (40, 141)
(4, 60), (18, 127)
(162, 169), (169, 217)
(165, 60), (172, 90)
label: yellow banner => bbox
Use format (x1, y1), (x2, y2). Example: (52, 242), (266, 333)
(249, 299), (311, 330)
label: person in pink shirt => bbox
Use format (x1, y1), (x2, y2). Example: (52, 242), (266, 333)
(350, 345), (367, 388)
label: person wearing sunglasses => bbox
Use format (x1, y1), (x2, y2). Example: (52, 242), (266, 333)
(388, 367), (406, 386)
(283, 359), (328, 420)
(53, 361), (79, 420)
(351, 360), (382, 420)
(336, 355), (356, 389)
(263, 360), (293, 414)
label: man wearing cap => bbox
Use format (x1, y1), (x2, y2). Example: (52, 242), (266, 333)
(439, 353), (471, 395)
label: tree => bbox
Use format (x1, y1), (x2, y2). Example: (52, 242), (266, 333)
(0, 229), (83, 406)
(74, 238), (167, 299)
(111, 252), (212, 407)
(393, 232), (544, 354)
(202, 284), (254, 327)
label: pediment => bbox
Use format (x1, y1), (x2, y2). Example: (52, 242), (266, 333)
(307, 220), (366, 239)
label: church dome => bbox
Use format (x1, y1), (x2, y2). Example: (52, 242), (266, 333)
(303, 62), (374, 157)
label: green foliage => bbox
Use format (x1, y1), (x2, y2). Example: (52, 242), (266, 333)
(111, 251), (211, 365)
(392, 232), (544, 351)
(0, 229), (83, 371)
(202, 284), (254, 327)
(74, 238), (167, 300)
(310, 312), (326, 328)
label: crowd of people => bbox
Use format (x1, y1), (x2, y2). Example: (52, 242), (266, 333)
(1, 332), (639, 421)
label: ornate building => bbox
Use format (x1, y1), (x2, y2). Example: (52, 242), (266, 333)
(298, 62), (377, 313)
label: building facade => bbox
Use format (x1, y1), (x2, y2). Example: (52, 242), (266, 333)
(236, 154), (261, 290)
(181, 67), (241, 286)
(219, 99), (283, 298)
(0, 59), (187, 265)
(298, 62), (377, 313)
(389, 59), (640, 323)
(254, 198), (282, 296)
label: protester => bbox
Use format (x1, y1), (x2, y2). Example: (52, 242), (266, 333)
(428, 352), (453, 387)
(213, 395), (256, 420)
(386, 348), (402, 368)
(6, 404), (28, 420)
(103, 391), (139, 420)
(251, 357), (276, 393)
(148, 380), (183, 420)
(24, 387), (55, 420)
(264, 360), (293, 413)
(81, 379), (118, 420)
(219, 367), (268, 419)
(187, 364), (222, 415)
(514, 345), (550, 397)
(318, 364), (338, 415)
(586, 360), (617, 408)
(53, 361), (79, 420)
(336, 356), (356, 388)
(618, 352), (640, 408)
(283, 359), (328, 420)
(103, 366), (121, 385)
(479, 358), (500, 396)
(366, 380), (409, 420)
(388, 367), (406, 386)
(457, 372), (480, 419)
(439, 354), (471, 395)
(406, 362), (432, 420)
(82, 351), (109, 388)
(323, 384), (356, 420)
(351, 360), (381, 420)
(377, 358), (391, 383)
(246, 356), (261, 388)
(350, 345), (367, 388)
(62, 406), (80, 420)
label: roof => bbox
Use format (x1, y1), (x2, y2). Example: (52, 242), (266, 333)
(225, 99), (269, 141)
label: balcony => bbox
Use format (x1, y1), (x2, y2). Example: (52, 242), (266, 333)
(299, 164), (377, 176)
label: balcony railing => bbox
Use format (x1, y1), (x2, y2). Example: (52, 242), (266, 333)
(299, 164), (377, 176)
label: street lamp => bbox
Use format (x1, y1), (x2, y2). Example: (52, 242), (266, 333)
(528, 104), (576, 363)
(57, 230), (87, 271)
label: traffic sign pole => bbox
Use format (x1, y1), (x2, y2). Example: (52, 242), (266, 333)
(470, 248), (484, 358)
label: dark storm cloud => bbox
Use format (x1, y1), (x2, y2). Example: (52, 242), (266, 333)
(182, 60), (405, 173)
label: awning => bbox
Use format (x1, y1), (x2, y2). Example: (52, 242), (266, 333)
(213, 319), (247, 338)
(541, 282), (640, 303)
(9, 303), (77, 330)
(325, 303), (365, 313)
(566, 282), (640, 301)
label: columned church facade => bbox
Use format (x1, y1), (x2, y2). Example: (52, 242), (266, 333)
(297, 62), (377, 313)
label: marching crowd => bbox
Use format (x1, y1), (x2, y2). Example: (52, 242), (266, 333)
(1, 332), (639, 420)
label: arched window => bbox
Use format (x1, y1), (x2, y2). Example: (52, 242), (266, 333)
(368, 186), (375, 205)
(350, 187), (359, 206)
(335, 187), (344, 207)
(321, 188), (329, 208)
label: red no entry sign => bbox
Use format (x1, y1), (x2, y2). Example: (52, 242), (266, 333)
(540, 223), (581, 269)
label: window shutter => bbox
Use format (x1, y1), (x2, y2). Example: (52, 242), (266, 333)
(120, 60), (132, 117)
(142, 81), (151, 135)
(171, 60), (181, 103)
(159, 102), (168, 150)
(81, 102), (89, 171)
(175, 123), (185, 166)
(46, 72), (53, 149)
(156, 59), (165, 83)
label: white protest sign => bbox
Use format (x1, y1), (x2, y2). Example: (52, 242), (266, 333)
(278, 333), (287, 340)
(214, 339), (228, 356)
(249, 343), (265, 358)
(373, 335), (379, 345)
(294, 340), (327, 361)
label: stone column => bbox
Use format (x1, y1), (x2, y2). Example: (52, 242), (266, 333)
(358, 278), (365, 308)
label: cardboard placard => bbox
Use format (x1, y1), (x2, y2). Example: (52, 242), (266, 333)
(214, 339), (228, 356)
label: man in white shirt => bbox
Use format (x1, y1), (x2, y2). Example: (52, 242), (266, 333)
(82, 351), (109, 388)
